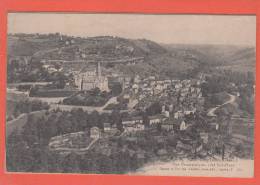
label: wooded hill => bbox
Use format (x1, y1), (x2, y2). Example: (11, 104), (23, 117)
(8, 34), (255, 79)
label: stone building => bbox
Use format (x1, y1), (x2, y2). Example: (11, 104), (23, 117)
(74, 62), (109, 92)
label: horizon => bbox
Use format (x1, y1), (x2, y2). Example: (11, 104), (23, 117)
(8, 33), (255, 47)
(8, 13), (256, 46)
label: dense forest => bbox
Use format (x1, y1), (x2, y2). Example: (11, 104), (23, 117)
(201, 70), (255, 114)
(6, 108), (126, 172)
(7, 99), (49, 121)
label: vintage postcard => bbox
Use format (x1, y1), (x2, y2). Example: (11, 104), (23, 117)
(6, 13), (256, 177)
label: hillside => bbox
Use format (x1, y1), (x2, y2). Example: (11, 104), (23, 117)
(8, 34), (201, 78)
(8, 34), (255, 79)
(8, 34), (63, 57)
(8, 34), (167, 61)
(164, 44), (256, 74)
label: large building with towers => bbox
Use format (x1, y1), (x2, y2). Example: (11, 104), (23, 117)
(74, 62), (109, 92)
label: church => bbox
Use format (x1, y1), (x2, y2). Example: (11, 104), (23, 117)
(74, 62), (109, 92)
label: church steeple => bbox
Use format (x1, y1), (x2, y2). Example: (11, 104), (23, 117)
(59, 32), (63, 41)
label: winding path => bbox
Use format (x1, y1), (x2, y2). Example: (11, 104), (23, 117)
(207, 93), (236, 117)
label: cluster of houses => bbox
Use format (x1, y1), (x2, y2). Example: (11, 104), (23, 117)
(46, 72), (215, 156)
(118, 75), (204, 112)
(120, 105), (195, 133)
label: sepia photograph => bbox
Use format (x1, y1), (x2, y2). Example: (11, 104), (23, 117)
(6, 13), (256, 177)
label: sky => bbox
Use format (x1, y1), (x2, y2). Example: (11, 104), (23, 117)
(8, 13), (256, 46)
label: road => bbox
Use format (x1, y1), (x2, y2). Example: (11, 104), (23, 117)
(207, 93), (236, 117)
(7, 81), (134, 114)
(8, 82), (52, 88)
(49, 96), (119, 112)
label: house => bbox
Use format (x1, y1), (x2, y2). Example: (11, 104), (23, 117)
(161, 121), (174, 131)
(139, 94), (146, 100)
(149, 76), (156, 80)
(164, 111), (170, 118)
(150, 81), (156, 86)
(161, 123), (174, 131)
(184, 108), (196, 115)
(163, 83), (168, 89)
(192, 143), (203, 154)
(122, 116), (143, 125)
(124, 124), (145, 132)
(154, 84), (164, 94)
(180, 91), (188, 97)
(169, 104), (174, 112)
(43, 64), (59, 73)
(122, 116), (144, 132)
(200, 132), (209, 144)
(123, 94), (130, 99)
(103, 123), (111, 132)
(90, 127), (101, 139)
(174, 111), (184, 119)
(149, 114), (166, 125)
(132, 84), (139, 89)
(164, 79), (171, 84)
(175, 83), (182, 89)
(180, 120), (187, 131)
(132, 84), (139, 93)
(134, 75), (141, 83)
(136, 123), (145, 131)
(182, 87), (189, 93)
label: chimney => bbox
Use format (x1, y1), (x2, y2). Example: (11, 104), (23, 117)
(97, 62), (101, 79)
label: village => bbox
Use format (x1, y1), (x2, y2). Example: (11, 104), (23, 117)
(7, 51), (253, 163)
(6, 32), (255, 174)
(42, 61), (236, 162)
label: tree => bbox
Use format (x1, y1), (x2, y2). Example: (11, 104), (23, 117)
(6, 130), (35, 172)
(90, 88), (101, 96)
(111, 110), (123, 131)
(142, 112), (150, 128)
(88, 111), (100, 128)
(146, 102), (162, 116)
(54, 73), (67, 89)
(110, 82), (122, 96)
(62, 153), (81, 173)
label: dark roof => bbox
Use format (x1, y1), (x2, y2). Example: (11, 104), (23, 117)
(149, 114), (166, 120)
(122, 116), (143, 122)
(103, 123), (111, 127)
